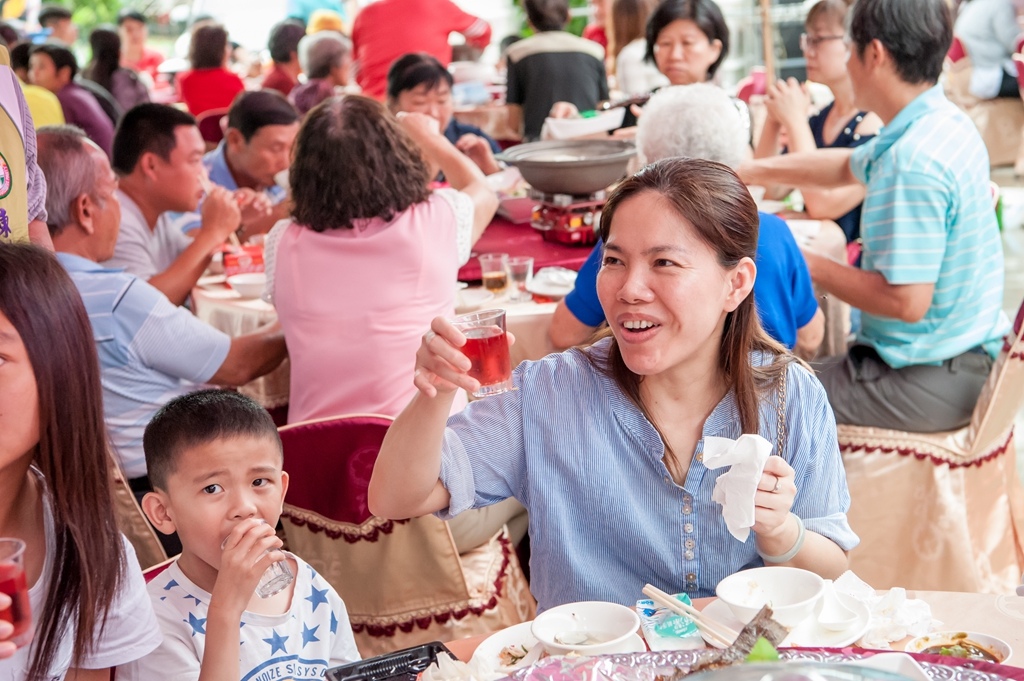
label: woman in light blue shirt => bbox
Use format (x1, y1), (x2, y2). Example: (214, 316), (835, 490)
(369, 158), (857, 610)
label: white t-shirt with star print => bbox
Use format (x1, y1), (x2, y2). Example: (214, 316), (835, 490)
(120, 553), (361, 681)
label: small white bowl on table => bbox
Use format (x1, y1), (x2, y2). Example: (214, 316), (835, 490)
(715, 566), (825, 629)
(226, 273), (267, 299)
(531, 600), (640, 656)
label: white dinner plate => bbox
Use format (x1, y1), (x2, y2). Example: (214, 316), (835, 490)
(471, 621), (540, 675)
(757, 199), (786, 215)
(700, 594), (871, 649)
(786, 219), (822, 247)
(455, 288), (495, 314)
(470, 624), (647, 675)
(525, 280), (574, 300)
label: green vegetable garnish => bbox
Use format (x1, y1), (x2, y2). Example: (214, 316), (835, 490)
(746, 636), (780, 662)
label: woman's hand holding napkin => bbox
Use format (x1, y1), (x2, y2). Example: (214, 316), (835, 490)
(703, 435), (798, 542)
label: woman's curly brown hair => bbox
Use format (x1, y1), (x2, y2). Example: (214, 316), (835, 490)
(290, 95), (432, 232)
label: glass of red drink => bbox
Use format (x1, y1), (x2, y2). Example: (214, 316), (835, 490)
(0, 538), (32, 649)
(452, 308), (513, 397)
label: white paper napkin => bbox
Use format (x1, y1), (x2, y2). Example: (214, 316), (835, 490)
(702, 434), (773, 542)
(833, 570), (938, 648)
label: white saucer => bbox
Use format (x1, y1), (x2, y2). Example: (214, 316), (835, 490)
(470, 625), (646, 674)
(701, 594), (871, 649)
(455, 288), (495, 313)
(471, 621), (540, 674)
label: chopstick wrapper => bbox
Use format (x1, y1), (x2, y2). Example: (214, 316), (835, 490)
(702, 434), (773, 542)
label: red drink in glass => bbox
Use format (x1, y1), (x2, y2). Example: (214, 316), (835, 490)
(452, 309), (514, 397)
(0, 538), (32, 648)
(462, 326), (512, 388)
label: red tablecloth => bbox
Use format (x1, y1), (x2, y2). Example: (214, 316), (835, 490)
(458, 216), (592, 282)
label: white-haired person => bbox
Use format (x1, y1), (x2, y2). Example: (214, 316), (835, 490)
(550, 83), (824, 359)
(367, 156), (857, 612)
(753, 0), (881, 245)
(289, 31), (352, 116)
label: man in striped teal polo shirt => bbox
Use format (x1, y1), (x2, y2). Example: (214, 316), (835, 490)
(740, 0), (1009, 432)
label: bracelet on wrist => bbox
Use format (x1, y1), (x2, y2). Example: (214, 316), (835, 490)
(757, 514), (805, 564)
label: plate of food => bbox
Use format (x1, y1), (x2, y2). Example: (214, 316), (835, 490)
(701, 595), (871, 649)
(471, 621), (542, 675)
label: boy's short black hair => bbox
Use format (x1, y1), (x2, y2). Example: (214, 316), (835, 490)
(143, 389), (282, 491)
(9, 41), (30, 72)
(523, 0), (569, 32)
(386, 52), (453, 102)
(268, 19), (306, 64)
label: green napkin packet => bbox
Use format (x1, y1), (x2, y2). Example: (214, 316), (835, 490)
(635, 593), (704, 651)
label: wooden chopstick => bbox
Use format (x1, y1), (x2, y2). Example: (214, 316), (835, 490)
(642, 584), (739, 647)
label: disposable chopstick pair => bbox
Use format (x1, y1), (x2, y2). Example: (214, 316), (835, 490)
(642, 584), (740, 648)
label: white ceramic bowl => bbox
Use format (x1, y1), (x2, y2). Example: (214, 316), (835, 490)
(905, 631), (1012, 663)
(227, 272), (267, 299)
(715, 566), (825, 628)
(531, 601), (640, 655)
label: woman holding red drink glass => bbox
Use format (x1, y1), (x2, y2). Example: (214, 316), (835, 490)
(368, 158), (858, 612)
(0, 245), (160, 678)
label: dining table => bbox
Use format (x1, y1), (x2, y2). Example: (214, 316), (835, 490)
(458, 216), (593, 282)
(444, 590), (1024, 669)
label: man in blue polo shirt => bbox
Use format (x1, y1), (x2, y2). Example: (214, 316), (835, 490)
(739, 0), (1008, 432)
(38, 126), (288, 500)
(171, 90), (299, 241)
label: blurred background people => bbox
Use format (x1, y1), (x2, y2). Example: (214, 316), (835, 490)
(387, 52), (501, 175)
(582, 0), (610, 50)
(177, 23), (245, 116)
(646, 0), (729, 87)
(954, 0), (1021, 99)
(351, 0), (491, 99)
(754, 0), (881, 245)
(29, 43), (114, 156)
(290, 30), (351, 115)
(506, 0), (608, 140)
(37, 3), (77, 45)
(263, 18), (306, 96)
(83, 26), (150, 114)
(8, 41), (64, 127)
(118, 9), (164, 85)
(611, 0), (669, 95)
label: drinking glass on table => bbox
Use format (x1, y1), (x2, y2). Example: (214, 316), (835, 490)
(452, 308), (513, 397)
(479, 253), (509, 294)
(0, 538), (33, 648)
(507, 256), (534, 303)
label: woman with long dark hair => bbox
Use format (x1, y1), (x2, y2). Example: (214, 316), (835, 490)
(83, 26), (150, 115)
(0, 244), (160, 678)
(368, 158), (857, 610)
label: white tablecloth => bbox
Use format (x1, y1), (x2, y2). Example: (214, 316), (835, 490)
(190, 280), (557, 410)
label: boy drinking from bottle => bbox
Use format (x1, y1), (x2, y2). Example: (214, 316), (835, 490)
(123, 389), (360, 680)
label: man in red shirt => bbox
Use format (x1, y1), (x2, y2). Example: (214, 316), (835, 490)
(351, 0), (491, 100)
(262, 19), (306, 96)
(118, 10), (165, 84)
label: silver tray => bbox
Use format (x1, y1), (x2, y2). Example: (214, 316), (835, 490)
(508, 649), (1016, 681)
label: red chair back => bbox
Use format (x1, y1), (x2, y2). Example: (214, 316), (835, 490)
(142, 556), (176, 583)
(196, 107), (229, 145)
(948, 36), (967, 64)
(278, 414), (393, 525)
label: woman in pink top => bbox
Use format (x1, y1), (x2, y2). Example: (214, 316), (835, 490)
(264, 96), (497, 424)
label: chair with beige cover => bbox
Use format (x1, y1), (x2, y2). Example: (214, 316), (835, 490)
(109, 452), (167, 570)
(944, 36), (1024, 168)
(838, 299), (1024, 593)
(278, 414), (536, 657)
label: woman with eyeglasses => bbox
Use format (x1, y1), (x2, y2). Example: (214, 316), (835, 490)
(753, 0), (881, 244)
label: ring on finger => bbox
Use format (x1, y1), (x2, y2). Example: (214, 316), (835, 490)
(771, 475), (781, 493)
